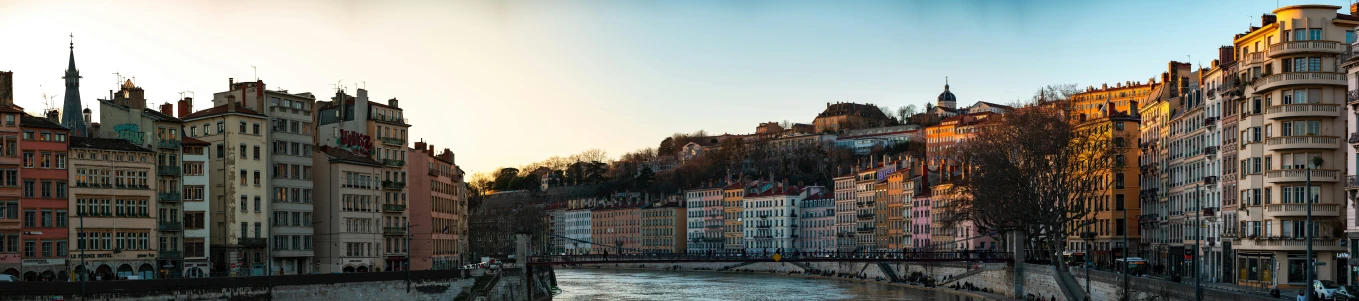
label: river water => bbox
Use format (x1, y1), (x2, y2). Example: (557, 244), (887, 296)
(554, 268), (970, 301)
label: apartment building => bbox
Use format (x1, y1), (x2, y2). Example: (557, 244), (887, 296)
(96, 80), (187, 278)
(313, 145), (384, 273)
(1230, 6), (1357, 288)
(640, 201), (685, 254)
(211, 79), (318, 275)
(854, 167), (876, 250)
(18, 114), (69, 281)
(1066, 95), (1143, 268)
(181, 98), (271, 276)
(743, 182), (814, 253)
(593, 202), (640, 253)
(684, 183), (723, 253)
(1213, 45), (1245, 284)
(180, 137), (211, 277)
(798, 190), (835, 253)
(564, 207), (591, 255)
(408, 141), (465, 269)
(833, 173), (856, 252)
(721, 181), (746, 252)
(68, 137), (158, 281)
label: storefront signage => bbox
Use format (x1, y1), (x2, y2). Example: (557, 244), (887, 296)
(336, 129), (373, 155)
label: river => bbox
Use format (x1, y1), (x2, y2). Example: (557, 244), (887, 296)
(553, 268), (975, 301)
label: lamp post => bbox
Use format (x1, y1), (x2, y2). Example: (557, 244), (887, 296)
(1306, 156), (1323, 301)
(1195, 182), (1202, 301)
(1123, 197), (1130, 299)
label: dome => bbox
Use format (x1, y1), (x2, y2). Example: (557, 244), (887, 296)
(937, 84), (956, 102)
(82, 108), (91, 113)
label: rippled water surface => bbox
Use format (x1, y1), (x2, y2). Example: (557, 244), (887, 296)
(553, 268), (957, 301)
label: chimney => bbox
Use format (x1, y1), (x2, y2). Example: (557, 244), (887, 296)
(0, 71), (12, 105)
(1261, 14), (1276, 27)
(160, 102), (173, 116)
(229, 78), (234, 89)
(1353, 3), (1358, 16)
(227, 95), (237, 113)
(388, 98), (399, 108)
(178, 97), (193, 118)
(44, 109), (58, 122)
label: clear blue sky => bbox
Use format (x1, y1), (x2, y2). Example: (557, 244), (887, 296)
(0, 0), (1343, 174)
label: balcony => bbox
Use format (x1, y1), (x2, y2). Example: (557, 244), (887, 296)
(380, 137), (406, 146)
(1264, 136), (1339, 151)
(158, 221), (183, 231)
(1263, 103), (1342, 119)
(1242, 237), (1345, 251)
(705, 224), (722, 229)
(1350, 132), (1359, 145)
(157, 165), (181, 176)
(1252, 72), (1346, 92)
(383, 159), (405, 167)
(157, 139), (181, 150)
(1203, 176), (1218, 185)
(158, 250), (182, 259)
(239, 238), (267, 246)
(755, 224), (771, 229)
(157, 192), (182, 203)
(384, 227), (406, 235)
(1348, 175), (1359, 188)
(1202, 146), (1217, 157)
(856, 213), (874, 220)
(382, 181), (406, 190)
(1264, 169), (1339, 183)
(856, 227), (875, 233)
(1267, 40), (1344, 58)
(1203, 116), (1217, 128)
(1264, 203), (1341, 217)
(1244, 52), (1267, 66)
(1349, 90), (1359, 105)
(382, 204), (406, 213)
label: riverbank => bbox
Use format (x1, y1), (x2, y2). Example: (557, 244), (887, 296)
(560, 265), (1011, 300)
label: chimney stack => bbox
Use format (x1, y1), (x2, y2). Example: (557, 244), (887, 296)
(227, 95), (237, 113)
(178, 97), (193, 118)
(229, 78), (234, 89)
(1261, 14), (1277, 27)
(160, 102), (173, 116)
(44, 109), (58, 122)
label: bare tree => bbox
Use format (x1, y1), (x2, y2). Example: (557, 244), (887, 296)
(943, 84), (1114, 267)
(896, 105), (919, 124)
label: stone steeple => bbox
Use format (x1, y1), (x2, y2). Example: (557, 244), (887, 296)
(61, 34), (88, 137)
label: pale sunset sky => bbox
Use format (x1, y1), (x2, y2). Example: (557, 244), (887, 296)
(0, 0), (1345, 174)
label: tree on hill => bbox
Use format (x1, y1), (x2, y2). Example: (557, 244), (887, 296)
(634, 166), (655, 189)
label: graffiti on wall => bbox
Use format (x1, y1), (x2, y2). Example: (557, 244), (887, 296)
(337, 129), (373, 155)
(113, 123), (145, 146)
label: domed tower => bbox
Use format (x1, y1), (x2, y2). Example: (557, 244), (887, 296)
(937, 77), (956, 110)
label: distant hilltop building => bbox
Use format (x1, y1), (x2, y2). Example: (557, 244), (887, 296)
(812, 102), (891, 133)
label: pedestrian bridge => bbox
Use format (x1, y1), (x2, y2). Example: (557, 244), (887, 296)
(525, 251), (1014, 266)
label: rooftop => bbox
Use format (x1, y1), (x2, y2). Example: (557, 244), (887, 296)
(70, 136), (153, 153)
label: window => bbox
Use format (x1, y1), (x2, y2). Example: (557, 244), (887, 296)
(254, 171), (261, 186)
(216, 144), (224, 158)
(240, 222), (248, 239)
(252, 123), (260, 135)
(239, 121), (247, 133)
(241, 195), (248, 212)
(239, 144), (247, 159)
(21, 151), (32, 167)
(240, 169), (247, 185)
(22, 180), (33, 198)
(253, 145), (260, 159)
(254, 196), (261, 212)
(22, 209), (34, 227)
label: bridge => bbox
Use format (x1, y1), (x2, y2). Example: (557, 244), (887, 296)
(526, 251), (1014, 266)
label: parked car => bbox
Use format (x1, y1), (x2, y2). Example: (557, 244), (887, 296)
(0, 274), (17, 282)
(1335, 285), (1359, 301)
(1315, 280), (1340, 300)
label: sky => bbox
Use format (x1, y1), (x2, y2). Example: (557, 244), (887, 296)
(0, 0), (1350, 174)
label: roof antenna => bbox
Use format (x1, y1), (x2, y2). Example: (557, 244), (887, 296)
(251, 66), (258, 82)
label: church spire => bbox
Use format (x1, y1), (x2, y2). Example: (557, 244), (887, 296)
(61, 33), (88, 137)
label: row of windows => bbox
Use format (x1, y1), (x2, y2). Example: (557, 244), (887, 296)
(21, 151), (66, 169)
(76, 231), (150, 251)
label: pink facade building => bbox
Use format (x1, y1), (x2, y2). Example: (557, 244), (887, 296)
(0, 104), (23, 275)
(592, 200), (641, 253)
(18, 113), (70, 280)
(407, 141), (464, 270)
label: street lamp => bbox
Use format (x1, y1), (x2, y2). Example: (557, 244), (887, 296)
(1195, 182), (1202, 301)
(1306, 156), (1323, 301)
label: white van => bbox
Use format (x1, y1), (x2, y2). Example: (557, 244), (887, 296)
(0, 274), (17, 282)
(118, 275), (142, 281)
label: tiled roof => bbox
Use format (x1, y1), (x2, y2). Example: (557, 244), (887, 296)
(181, 103), (266, 120)
(182, 136), (211, 146)
(974, 101), (1014, 110)
(20, 114), (66, 130)
(70, 136), (153, 152)
(319, 145), (382, 166)
(0, 104), (24, 114)
(142, 109), (183, 123)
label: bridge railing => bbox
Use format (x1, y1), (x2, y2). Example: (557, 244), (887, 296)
(528, 251), (1013, 264)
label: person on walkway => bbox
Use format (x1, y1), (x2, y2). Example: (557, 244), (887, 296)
(1297, 290), (1306, 301)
